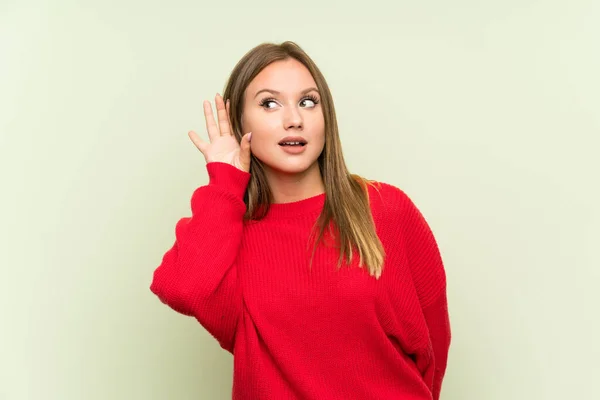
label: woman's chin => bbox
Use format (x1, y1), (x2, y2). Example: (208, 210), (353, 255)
(262, 158), (320, 176)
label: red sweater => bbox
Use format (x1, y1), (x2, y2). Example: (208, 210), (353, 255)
(150, 162), (451, 400)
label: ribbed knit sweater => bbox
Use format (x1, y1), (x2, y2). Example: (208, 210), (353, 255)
(150, 162), (451, 400)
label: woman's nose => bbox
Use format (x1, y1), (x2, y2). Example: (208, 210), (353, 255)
(284, 107), (303, 130)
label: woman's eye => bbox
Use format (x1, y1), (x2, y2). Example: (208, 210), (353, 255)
(259, 98), (278, 109)
(300, 96), (319, 108)
(300, 99), (316, 108)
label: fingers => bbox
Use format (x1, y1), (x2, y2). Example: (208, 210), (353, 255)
(239, 132), (252, 172)
(226, 99), (233, 131)
(215, 94), (231, 136)
(203, 100), (219, 141)
(188, 130), (208, 155)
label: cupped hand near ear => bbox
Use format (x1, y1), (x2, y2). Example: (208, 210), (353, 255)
(188, 93), (252, 173)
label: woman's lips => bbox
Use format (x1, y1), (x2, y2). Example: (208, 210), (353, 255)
(278, 143), (307, 154)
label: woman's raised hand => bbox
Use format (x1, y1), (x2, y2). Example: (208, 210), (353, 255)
(188, 93), (252, 173)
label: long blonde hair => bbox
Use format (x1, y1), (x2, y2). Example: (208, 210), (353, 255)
(222, 41), (385, 278)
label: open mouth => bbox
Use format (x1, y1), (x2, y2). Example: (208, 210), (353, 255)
(278, 137), (307, 147)
(278, 141), (307, 147)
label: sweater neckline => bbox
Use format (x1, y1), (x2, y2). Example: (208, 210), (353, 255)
(261, 192), (326, 221)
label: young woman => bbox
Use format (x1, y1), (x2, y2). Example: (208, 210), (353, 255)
(150, 41), (451, 400)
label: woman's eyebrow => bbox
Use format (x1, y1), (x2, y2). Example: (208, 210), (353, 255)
(254, 87), (319, 99)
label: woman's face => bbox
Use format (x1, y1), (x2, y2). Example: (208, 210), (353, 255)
(241, 58), (325, 176)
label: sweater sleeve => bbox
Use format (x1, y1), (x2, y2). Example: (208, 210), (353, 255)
(399, 190), (451, 400)
(150, 162), (251, 353)
(422, 291), (451, 400)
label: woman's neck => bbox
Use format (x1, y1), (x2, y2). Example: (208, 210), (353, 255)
(265, 162), (325, 204)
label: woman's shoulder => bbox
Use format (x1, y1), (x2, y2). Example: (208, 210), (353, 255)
(362, 178), (416, 219)
(363, 178), (439, 250)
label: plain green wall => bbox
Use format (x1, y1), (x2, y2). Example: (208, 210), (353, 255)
(1, 0), (599, 399)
